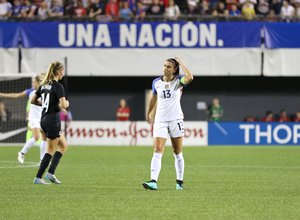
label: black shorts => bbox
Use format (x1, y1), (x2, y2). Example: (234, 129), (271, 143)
(41, 114), (61, 140)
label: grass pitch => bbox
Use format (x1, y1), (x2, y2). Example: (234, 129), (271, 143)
(1, 146), (300, 220)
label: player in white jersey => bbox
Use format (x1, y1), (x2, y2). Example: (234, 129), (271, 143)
(0, 74), (46, 164)
(142, 57), (193, 190)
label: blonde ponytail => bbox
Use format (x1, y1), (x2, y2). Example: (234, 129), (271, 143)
(41, 62), (64, 85)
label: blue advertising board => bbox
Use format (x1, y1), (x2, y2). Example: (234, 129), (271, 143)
(208, 122), (300, 145)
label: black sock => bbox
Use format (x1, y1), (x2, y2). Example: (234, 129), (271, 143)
(36, 153), (52, 178)
(48, 151), (63, 174)
(176, 180), (183, 185)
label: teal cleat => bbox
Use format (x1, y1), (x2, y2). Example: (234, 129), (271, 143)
(176, 180), (183, 190)
(45, 172), (61, 184)
(142, 180), (158, 190)
(33, 177), (51, 185)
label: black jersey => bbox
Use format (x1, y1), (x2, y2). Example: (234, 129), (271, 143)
(36, 81), (65, 118)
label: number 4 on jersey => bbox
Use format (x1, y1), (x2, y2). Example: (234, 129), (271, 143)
(41, 93), (50, 112)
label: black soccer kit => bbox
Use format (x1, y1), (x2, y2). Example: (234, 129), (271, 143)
(36, 81), (65, 139)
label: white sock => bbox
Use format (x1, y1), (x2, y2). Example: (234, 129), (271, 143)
(174, 152), (185, 181)
(20, 137), (37, 154)
(150, 152), (162, 182)
(39, 140), (47, 161)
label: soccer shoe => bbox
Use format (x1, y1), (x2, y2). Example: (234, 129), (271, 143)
(176, 180), (183, 190)
(45, 172), (61, 184)
(142, 181), (158, 190)
(33, 177), (51, 185)
(17, 152), (25, 164)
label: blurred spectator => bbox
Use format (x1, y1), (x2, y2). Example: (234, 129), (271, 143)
(147, 0), (164, 16)
(278, 109), (290, 122)
(64, 0), (76, 16)
(164, 0), (180, 20)
(295, 1), (300, 19)
(267, 9), (278, 21)
(242, 0), (256, 20)
(226, 0), (240, 10)
(73, 0), (87, 17)
(271, 0), (282, 15)
(105, 0), (119, 21)
(0, 0), (12, 19)
(0, 100), (11, 122)
(135, 1), (146, 21)
(87, 0), (103, 18)
(22, 0), (38, 19)
(119, 1), (133, 21)
(229, 3), (241, 16)
(207, 98), (223, 122)
(293, 110), (300, 122)
(116, 98), (131, 121)
(255, 0), (270, 15)
(244, 115), (256, 122)
(140, 0), (152, 11)
(9, 0), (24, 18)
(212, 1), (229, 17)
(49, 0), (64, 17)
(37, 0), (50, 19)
(240, 0), (256, 9)
(261, 110), (275, 122)
(186, 0), (202, 15)
(280, 0), (294, 22)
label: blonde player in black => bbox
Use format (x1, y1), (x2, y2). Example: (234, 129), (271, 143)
(31, 62), (69, 184)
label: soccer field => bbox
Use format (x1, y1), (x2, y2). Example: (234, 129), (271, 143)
(1, 146), (300, 220)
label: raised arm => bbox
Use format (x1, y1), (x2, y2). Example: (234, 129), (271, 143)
(146, 94), (157, 124)
(175, 57), (194, 84)
(0, 91), (27, 99)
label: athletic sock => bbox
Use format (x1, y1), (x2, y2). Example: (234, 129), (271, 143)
(39, 140), (47, 161)
(48, 151), (63, 175)
(174, 152), (185, 181)
(150, 152), (162, 182)
(20, 137), (36, 154)
(36, 153), (52, 178)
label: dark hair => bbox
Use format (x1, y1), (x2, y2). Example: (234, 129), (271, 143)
(166, 58), (179, 76)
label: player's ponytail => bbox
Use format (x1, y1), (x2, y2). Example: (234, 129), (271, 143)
(42, 62), (64, 85)
(167, 58), (180, 76)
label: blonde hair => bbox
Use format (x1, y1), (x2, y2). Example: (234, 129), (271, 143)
(41, 62), (64, 85)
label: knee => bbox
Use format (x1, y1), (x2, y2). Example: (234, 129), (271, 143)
(173, 148), (182, 155)
(154, 145), (164, 154)
(33, 134), (40, 141)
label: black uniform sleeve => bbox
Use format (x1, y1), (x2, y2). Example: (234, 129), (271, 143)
(35, 86), (42, 98)
(56, 82), (65, 99)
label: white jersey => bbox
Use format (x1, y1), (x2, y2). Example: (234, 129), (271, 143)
(152, 75), (186, 122)
(26, 88), (42, 122)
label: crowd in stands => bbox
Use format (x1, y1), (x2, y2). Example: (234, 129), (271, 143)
(0, 0), (300, 22)
(244, 109), (300, 122)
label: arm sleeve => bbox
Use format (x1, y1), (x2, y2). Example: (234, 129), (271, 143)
(56, 83), (65, 99)
(25, 88), (34, 97)
(152, 78), (159, 94)
(35, 86), (41, 98)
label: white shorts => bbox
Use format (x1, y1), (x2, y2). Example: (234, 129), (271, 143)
(153, 119), (184, 139)
(29, 119), (41, 129)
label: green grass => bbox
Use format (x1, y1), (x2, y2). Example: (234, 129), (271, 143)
(1, 146), (300, 220)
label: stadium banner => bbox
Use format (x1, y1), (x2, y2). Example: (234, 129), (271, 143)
(0, 49), (19, 73)
(66, 121), (208, 146)
(263, 23), (300, 76)
(208, 122), (300, 145)
(20, 48), (261, 76)
(0, 23), (19, 48)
